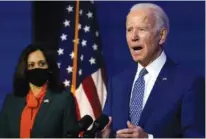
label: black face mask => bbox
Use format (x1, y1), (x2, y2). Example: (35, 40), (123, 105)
(27, 68), (49, 87)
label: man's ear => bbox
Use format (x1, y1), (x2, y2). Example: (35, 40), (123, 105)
(159, 28), (168, 45)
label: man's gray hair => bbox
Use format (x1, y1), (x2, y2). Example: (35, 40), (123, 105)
(129, 3), (170, 33)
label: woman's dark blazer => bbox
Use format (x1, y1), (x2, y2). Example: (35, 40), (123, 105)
(0, 89), (77, 138)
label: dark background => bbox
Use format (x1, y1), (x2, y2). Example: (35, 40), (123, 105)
(0, 1), (205, 107)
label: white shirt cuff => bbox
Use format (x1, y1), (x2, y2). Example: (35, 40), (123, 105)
(148, 134), (154, 139)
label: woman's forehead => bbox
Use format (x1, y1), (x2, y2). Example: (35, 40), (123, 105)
(28, 50), (46, 62)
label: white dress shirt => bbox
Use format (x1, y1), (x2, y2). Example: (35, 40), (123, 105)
(130, 51), (167, 138)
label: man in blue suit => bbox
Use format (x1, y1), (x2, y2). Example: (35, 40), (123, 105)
(102, 3), (205, 138)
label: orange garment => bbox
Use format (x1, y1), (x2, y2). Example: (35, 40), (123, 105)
(20, 84), (47, 138)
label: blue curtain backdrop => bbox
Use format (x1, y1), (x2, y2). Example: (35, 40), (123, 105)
(0, 1), (32, 107)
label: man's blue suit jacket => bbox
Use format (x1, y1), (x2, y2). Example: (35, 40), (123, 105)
(103, 58), (205, 138)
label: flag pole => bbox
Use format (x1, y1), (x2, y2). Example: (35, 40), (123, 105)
(71, 0), (80, 94)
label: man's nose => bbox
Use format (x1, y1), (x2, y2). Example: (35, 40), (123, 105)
(131, 30), (139, 41)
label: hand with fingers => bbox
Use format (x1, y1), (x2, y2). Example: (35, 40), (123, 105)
(116, 121), (148, 138)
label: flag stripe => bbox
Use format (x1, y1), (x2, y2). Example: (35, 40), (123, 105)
(75, 84), (95, 119)
(73, 96), (81, 120)
(101, 67), (106, 85)
(82, 76), (102, 118)
(91, 69), (107, 109)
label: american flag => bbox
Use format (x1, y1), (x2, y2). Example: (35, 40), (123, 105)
(57, 1), (107, 121)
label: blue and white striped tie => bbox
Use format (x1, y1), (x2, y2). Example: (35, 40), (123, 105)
(130, 68), (148, 125)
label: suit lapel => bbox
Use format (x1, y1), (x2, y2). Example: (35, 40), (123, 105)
(31, 90), (54, 136)
(138, 58), (176, 128)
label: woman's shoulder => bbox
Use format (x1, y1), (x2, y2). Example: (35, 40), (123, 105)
(1, 93), (18, 110)
(2, 93), (15, 102)
(3, 93), (25, 100)
(49, 89), (75, 103)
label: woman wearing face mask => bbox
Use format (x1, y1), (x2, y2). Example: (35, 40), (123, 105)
(0, 43), (77, 138)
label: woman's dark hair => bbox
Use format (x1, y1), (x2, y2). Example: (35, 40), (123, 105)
(13, 42), (64, 97)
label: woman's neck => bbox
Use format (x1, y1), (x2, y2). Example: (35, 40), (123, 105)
(29, 83), (43, 96)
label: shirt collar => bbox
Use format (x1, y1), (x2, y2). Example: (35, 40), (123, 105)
(137, 51), (167, 77)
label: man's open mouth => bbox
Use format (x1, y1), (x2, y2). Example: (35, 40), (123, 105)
(132, 46), (143, 51)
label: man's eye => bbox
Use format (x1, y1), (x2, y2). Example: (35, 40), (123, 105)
(139, 27), (148, 31)
(127, 28), (132, 32)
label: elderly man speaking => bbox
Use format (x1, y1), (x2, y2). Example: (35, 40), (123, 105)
(102, 2), (205, 138)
